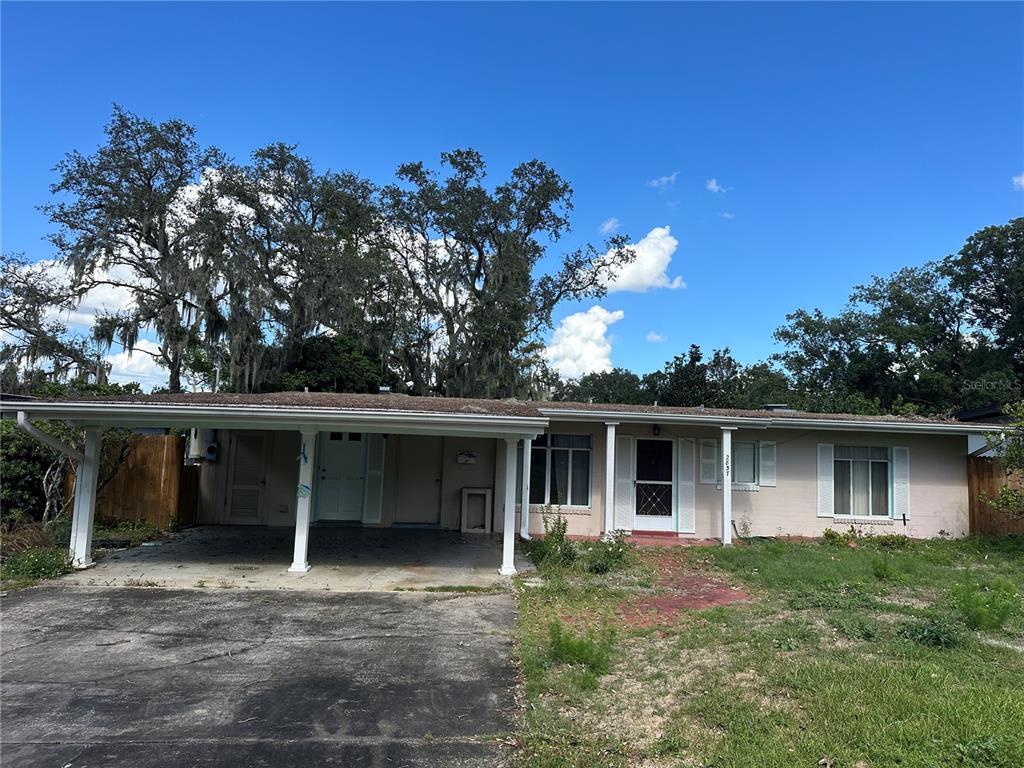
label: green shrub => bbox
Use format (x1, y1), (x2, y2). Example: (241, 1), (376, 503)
(821, 526), (859, 547)
(897, 616), (966, 648)
(0, 547), (71, 581)
(579, 531), (633, 574)
(547, 620), (613, 676)
(950, 578), (1020, 631)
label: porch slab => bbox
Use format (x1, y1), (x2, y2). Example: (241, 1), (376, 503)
(62, 526), (532, 592)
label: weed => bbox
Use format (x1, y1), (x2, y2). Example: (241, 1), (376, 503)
(0, 547), (70, 581)
(871, 533), (912, 549)
(122, 578), (160, 588)
(829, 612), (881, 641)
(821, 526), (860, 547)
(525, 510), (576, 569)
(897, 616), (966, 648)
(871, 553), (897, 581)
(93, 518), (161, 546)
(950, 578), (1020, 631)
(547, 620), (613, 677)
(578, 531), (632, 574)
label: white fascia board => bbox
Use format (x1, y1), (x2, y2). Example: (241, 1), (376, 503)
(0, 401), (548, 438)
(538, 408), (992, 436)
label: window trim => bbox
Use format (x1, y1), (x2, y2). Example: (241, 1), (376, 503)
(832, 445), (892, 519)
(524, 432), (594, 508)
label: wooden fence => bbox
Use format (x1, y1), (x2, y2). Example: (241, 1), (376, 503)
(66, 434), (199, 530)
(967, 456), (1024, 536)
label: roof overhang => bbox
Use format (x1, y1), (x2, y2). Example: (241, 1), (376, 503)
(1, 400), (548, 439)
(539, 407), (993, 436)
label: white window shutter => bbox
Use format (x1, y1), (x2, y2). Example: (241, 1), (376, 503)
(759, 441), (777, 487)
(892, 446), (910, 521)
(613, 435), (634, 531)
(817, 443), (834, 518)
(362, 433), (385, 523)
(677, 438), (696, 533)
(699, 439), (718, 485)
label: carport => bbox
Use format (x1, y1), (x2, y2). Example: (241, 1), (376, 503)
(3, 392), (548, 579)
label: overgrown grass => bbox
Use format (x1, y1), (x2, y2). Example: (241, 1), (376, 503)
(512, 535), (1024, 767)
(0, 546), (71, 586)
(1, 516), (165, 589)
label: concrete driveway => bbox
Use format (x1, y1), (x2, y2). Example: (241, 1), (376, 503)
(1, 585), (518, 767)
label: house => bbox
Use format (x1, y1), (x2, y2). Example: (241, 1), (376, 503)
(3, 392), (992, 576)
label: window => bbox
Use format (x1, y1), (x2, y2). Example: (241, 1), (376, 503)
(834, 445), (890, 517)
(519, 434), (592, 507)
(733, 441), (757, 484)
(702, 440), (760, 486)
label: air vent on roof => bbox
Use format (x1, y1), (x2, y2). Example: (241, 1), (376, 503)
(762, 403), (797, 413)
(379, 386), (392, 394)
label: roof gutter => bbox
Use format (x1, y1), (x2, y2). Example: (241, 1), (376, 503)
(539, 408), (993, 435)
(0, 401), (549, 438)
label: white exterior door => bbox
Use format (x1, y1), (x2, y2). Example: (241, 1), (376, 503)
(633, 438), (676, 532)
(316, 432), (367, 522)
(227, 433), (267, 524)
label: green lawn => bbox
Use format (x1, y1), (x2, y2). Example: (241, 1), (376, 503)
(513, 534), (1024, 768)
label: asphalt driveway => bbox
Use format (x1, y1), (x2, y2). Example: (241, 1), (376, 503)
(0, 586), (518, 767)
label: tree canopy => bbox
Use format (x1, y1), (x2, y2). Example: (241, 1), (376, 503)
(2, 106), (1021, 418)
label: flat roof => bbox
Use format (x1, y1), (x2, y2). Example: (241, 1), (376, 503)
(0, 391), (992, 435)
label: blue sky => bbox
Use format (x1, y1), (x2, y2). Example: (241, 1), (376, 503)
(3, 2), (1022, 385)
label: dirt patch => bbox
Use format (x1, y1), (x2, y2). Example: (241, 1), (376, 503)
(616, 550), (751, 628)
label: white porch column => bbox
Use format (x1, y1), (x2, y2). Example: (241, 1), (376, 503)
(721, 426), (735, 545)
(519, 437), (532, 540)
(289, 429), (318, 573)
(604, 422), (618, 536)
(69, 426), (103, 569)
(500, 435), (518, 576)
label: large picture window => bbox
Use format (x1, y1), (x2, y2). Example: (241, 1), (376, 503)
(520, 434), (592, 507)
(834, 445), (890, 517)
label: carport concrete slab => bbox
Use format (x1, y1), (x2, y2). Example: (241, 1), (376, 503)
(62, 526), (531, 591)
(1, 586), (518, 767)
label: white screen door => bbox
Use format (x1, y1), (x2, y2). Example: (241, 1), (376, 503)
(634, 438), (675, 531)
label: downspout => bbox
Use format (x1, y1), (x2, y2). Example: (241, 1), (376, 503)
(16, 411), (85, 463)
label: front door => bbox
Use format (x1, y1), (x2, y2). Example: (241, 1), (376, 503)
(394, 435), (443, 525)
(634, 438), (675, 531)
(227, 432), (267, 524)
(316, 432), (367, 522)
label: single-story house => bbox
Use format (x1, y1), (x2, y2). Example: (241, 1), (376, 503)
(3, 391), (993, 576)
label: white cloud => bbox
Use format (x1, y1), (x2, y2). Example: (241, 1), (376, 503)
(104, 339), (167, 388)
(599, 217), (621, 235)
(719, 211), (736, 220)
(706, 178), (727, 194)
(646, 171), (679, 189)
(646, 331), (666, 343)
(1013, 173), (1024, 191)
(603, 226), (685, 293)
(545, 306), (624, 379)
